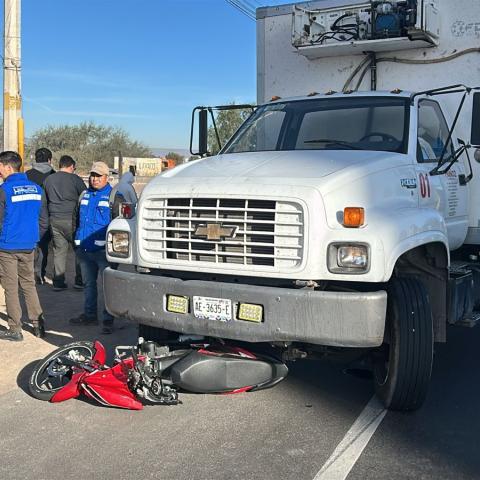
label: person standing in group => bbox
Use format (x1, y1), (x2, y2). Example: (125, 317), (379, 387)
(26, 148), (55, 285)
(0, 151), (48, 341)
(70, 161), (115, 334)
(109, 169), (138, 218)
(43, 155), (86, 291)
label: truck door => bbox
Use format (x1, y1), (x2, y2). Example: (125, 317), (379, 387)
(415, 99), (468, 249)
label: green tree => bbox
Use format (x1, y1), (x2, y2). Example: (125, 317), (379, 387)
(26, 121), (152, 174)
(165, 151), (184, 165)
(207, 105), (252, 155)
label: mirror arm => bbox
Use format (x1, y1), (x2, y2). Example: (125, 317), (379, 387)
(433, 91), (468, 174)
(209, 108), (222, 151)
(429, 145), (466, 177)
(189, 107), (197, 156)
(458, 139), (474, 185)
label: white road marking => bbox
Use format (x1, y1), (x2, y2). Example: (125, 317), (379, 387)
(313, 395), (387, 480)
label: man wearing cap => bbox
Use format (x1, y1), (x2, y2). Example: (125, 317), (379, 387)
(69, 161), (115, 334)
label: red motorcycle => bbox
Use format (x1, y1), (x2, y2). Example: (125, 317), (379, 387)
(28, 339), (288, 410)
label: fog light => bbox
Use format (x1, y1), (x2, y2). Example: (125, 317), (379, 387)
(107, 231), (130, 258)
(238, 303), (263, 323)
(167, 295), (189, 314)
(337, 245), (368, 268)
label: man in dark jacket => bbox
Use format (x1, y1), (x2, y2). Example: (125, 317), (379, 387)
(26, 147), (55, 284)
(0, 151), (49, 341)
(70, 161), (115, 334)
(44, 155), (86, 290)
(26, 148), (55, 186)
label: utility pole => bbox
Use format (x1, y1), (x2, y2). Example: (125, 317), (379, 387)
(3, 0), (23, 161)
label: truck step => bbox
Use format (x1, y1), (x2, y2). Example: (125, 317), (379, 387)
(456, 312), (480, 328)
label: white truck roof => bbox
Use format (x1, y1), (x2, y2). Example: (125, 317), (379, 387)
(262, 90), (414, 105)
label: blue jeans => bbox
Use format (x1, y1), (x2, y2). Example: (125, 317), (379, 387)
(76, 249), (113, 325)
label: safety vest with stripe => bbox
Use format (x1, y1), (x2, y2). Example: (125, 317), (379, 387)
(74, 183), (112, 252)
(0, 173), (43, 251)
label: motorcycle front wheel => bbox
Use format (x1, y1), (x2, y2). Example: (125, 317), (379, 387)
(28, 341), (96, 401)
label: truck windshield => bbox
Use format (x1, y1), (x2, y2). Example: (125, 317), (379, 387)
(222, 97), (409, 155)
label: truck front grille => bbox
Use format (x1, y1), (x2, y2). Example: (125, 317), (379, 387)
(140, 197), (304, 270)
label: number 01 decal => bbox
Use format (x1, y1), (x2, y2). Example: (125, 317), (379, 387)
(419, 173), (431, 198)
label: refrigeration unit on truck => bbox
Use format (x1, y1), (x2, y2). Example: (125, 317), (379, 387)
(104, 0), (480, 411)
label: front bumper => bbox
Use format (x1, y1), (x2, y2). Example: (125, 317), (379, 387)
(104, 269), (387, 348)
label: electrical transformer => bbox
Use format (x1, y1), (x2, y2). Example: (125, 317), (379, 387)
(292, 0), (439, 58)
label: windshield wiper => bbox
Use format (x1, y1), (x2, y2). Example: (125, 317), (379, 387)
(303, 139), (363, 150)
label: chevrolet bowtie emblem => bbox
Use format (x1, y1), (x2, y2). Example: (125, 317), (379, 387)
(193, 223), (238, 241)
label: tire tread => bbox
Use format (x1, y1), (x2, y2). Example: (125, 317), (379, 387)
(374, 277), (433, 411)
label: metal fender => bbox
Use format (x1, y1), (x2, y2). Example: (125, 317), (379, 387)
(385, 229), (449, 281)
(106, 217), (137, 264)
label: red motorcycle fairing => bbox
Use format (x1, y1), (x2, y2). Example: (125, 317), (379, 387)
(50, 372), (85, 403)
(93, 340), (106, 365)
(50, 341), (108, 404)
(52, 359), (143, 410)
(81, 362), (143, 410)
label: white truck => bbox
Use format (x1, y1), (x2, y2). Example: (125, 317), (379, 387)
(104, 0), (480, 411)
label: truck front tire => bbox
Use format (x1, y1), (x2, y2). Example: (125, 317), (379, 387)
(373, 277), (433, 411)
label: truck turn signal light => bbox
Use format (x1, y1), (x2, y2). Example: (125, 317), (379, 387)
(343, 207), (365, 228)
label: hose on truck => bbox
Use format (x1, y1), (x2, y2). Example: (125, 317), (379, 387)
(342, 48), (480, 92)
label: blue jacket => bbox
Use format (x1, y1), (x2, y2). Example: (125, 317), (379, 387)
(0, 172), (48, 251)
(74, 183), (112, 252)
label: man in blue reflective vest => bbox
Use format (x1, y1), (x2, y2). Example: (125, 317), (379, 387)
(0, 151), (48, 341)
(70, 161), (115, 334)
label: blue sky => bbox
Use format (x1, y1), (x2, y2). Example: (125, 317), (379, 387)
(5, 0), (287, 150)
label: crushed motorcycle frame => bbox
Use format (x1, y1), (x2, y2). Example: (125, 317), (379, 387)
(28, 339), (288, 410)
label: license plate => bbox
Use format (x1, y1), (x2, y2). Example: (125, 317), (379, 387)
(193, 296), (232, 322)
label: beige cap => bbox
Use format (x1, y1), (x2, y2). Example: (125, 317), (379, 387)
(90, 161), (110, 176)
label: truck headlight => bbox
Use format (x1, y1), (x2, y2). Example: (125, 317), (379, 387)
(107, 231), (130, 258)
(328, 243), (369, 274)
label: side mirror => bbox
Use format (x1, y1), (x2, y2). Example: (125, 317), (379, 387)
(471, 92), (480, 147)
(198, 109), (208, 156)
(189, 107), (210, 157)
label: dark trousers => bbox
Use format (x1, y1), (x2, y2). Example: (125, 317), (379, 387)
(0, 250), (43, 332)
(50, 217), (82, 287)
(34, 231), (50, 281)
(76, 249), (113, 326)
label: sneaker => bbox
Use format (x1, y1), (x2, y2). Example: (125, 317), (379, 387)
(33, 314), (46, 338)
(35, 275), (44, 286)
(53, 283), (68, 291)
(0, 330), (23, 342)
(73, 282), (84, 290)
(69, 314), (99, 326)
(101, 325), (114, 335)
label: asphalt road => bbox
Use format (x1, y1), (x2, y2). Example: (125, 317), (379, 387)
(1, 321), (479, 480)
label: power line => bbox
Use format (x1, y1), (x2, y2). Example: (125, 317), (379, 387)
(225, 0), (256, 21)
(227, 0), (255, 20)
